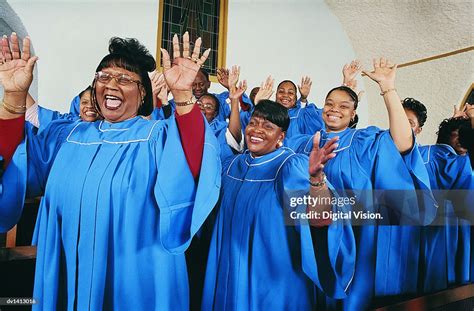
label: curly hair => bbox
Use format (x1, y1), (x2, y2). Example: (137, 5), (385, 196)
(402, 98), (427, 127)
(436, 117), (471, 145)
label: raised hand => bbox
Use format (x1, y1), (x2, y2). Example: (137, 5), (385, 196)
(217, 68), (230, 89)
(149, 70), (169, 107)
(0, 33), (37, 94)
(309, 131), (338, 180)
(254, 76), (274, 105)
(228, 65), (240, 89)
(465, 103), (474, 120)
(345, 78), (365, 100)
(342, 60), (361, 85)
(156, 75), (169, 104)
(452, 104), (468, 119)
(298, 76), (312, 102)
(160, 32), (210, 103)
(230, 80), (247, 100)
(362, 57), (397, 91)
(228, 65), (242, 99)
(150, 71), (163, 98)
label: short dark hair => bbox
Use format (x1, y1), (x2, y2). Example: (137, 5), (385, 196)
(78, 85), (92, 99)
(402, 97), (427, 127)
(199, 68), (210, 82)
(325, 86), (359, 109)
(277, 80), (297, 93)
(251, 100), (290, 132)
(200, 93), (220, 116)
(436, 117), (470, 145)
(92, 37), (156, 117)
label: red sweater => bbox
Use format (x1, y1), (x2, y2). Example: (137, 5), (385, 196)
(0, 116), (25, 169)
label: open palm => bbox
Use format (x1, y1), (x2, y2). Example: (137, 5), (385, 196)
(161, 32), (210, 95)
(0, 34), (36, 93)
(363, 58), (397, 87)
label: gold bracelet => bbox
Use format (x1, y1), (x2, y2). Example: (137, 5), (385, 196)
(309, 175), (326, 188)
(1, 99), (26, 114)
(174, 96), (196, 107)
(380, 88), (396, 96)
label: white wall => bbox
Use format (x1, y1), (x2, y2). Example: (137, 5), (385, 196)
(7, 0), (363, 123)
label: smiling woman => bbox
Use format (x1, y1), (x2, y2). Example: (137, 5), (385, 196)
(0, 32), (220, 310)
(202, 99), (356, 310)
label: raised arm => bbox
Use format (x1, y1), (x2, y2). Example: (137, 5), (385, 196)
(254, 76), (274, 105)
(217, 68), (230, 90)
(228, 65), (246, 144)
(308, 132), (339, 226)
(298, 76), (312, 104)
(160, 32), (210, 115)
(342, 60), (364, 99)
(160, 32), (211, 178)
(0, 33), (37, 167)
(363, 57), (412, 153)
(150, 70), (169, 107)
(342, 60), (361, 86)
(0, 33), (37, 120)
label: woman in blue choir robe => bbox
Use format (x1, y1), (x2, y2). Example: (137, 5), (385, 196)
(286, 58), (437, 310)
(418, 144), (473, 292)
(403, 99), (474, 293)
(0, 33), (220, 310)
(27, 86), (99, 132)
(202, 100), (356, 310)
(242, 77), (324, 138)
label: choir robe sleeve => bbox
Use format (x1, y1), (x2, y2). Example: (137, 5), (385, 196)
(215, 91), (231, 122)
(362, 128), (437, 225)
(284, 133), (314, 154)
(238, 93), (253, 130)
(276, 155), (356, 299)
(68, 94), (80, 115)
(0, 119), (74, 232)
(427, 145), (474, 221)
(37, 106), (79, 133)
(154, 111), (221, 253)
(297, 102), (325, 135)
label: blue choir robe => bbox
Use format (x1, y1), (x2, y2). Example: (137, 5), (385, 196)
(150, 99), (176, 120)
(0, 116), (221, 310)
(286, 127), (437, 310)
(418, 144), (474, 293)
(213, 91), (253, 123)
(286, 101), (324, 138)
(240, 100), (324, 138)
(202, 147), (356, 310)
(36, 106), (79, 131)
(68, 94), (81, 116)
(208, 118), (228, 146)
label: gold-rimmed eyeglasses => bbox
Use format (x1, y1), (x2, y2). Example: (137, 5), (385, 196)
(95, 71), (142, 87)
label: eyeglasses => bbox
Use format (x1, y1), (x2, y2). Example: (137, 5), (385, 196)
(197, 100), (216, 112)
(95, 71), (142, 86)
